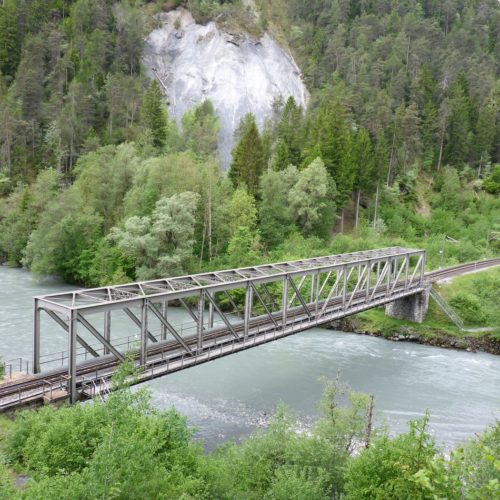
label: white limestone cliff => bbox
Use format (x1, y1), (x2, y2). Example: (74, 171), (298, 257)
(143, 8), (308, 169)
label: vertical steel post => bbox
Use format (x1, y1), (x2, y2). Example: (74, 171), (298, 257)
(33, 298), (41, 374)
(68, 309), (77, 404)
(342, 266), (347, 309)
(366, 262), (372, 301)
(197, 290), (205, 351)
(310, 274), (315, 303)
(404, 255), (409, 289)
(161, 301), (167, 340)
(386, 258), (391, 295)
(244, 283), (252, 339)
(315, 270), (320, 314)
(104, 311), (111, 355)
(282, 276), (288, 327)
(420, 251), (426, 285)
(140, 300), (148, 366)
(208, 292), (214, 329)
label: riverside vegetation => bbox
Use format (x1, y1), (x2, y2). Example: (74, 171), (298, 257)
(0, 1), (499, 496)
(0, 370), (498, 499)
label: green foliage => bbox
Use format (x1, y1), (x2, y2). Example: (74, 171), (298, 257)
(22, 189), (103, 283)
(110, 191), (200, 279)
(229, 113), (266, 195)
(228, 187), (257, 236)
(344, 413), (459, 499)
(142, 80), (169, 149)
(289, 157), (336, 237)
(451, 422), (500, 499)
(7, 388), (204, 499)
(182, 100), (220, 157)
(0, 0), (498, 289)
(0, 380), (498, 499)
(442, 268), (500, 328)
(259, 167), (297, 248)
(483, 165), (500, 195)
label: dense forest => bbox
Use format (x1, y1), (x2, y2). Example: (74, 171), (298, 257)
(0, 0), (499, 287)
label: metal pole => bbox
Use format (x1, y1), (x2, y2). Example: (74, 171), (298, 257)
(68, 309), (77, 404)
(161, 301), (167, 340)
(208, 292), (214, 329)
(366, 262), (371, 301)
(33, 298), (41, 374)
(282, 276), (288, 327)
(310, 274), (315, 303)
(140, 300), (148, 366)
(342, 266), (347, 309)
(405, 255), (409, 289)
(244, 283), (252, 339)
(315, 270), (320, 314)
(197, 290), (205, 351)
(104, 311), (111, 355)
(420, 251), (426, 285)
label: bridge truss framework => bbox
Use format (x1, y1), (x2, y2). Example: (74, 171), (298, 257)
(33, 247), (426, 403)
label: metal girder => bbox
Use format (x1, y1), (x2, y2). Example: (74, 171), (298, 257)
(43, 309), (99, 358)
(76, 314), (125, 362)
(250, 283), (279, 328)
(35, 247), (422, 312)
(222, 290), (243, 318)
(147, 303), (194, 355)
(261, 283), (279, 310)
(123, 307), (158, 344)
(205, 292), (239, 339)
(288, 278), (312, 319)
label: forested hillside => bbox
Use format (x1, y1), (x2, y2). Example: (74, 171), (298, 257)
(0, 0), (499, 286)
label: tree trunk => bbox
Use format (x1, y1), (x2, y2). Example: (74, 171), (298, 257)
(365, 394), (374, 448)
(387, 123), (397, 186)
(373, 182), (379, 229)
(437, 117), (446, 171)
(355, 190), (361, 232)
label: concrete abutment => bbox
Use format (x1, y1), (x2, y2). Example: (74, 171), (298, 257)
(385, 285), (431, 323)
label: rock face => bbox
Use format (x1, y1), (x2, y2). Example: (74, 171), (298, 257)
(143, 8), (308, 169)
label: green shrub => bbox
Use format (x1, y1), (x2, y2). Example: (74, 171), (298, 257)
(449, 292), (486, 325)
(343, 414), (460, 499)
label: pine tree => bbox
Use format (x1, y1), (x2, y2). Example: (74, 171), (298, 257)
(352, 127), (374, 230)
(306, 98), (354, 207)
(444, 80), (472, 167)
(228, 113), (265, 195)
(0, 1), (21, 79)
(142, 80), (168, 149)
(276, 96), (303, 166)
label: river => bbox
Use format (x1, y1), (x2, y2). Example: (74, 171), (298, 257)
(1, 266), (499, 449)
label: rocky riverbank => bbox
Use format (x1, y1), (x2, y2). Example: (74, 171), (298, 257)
(328, 316), (500, 355)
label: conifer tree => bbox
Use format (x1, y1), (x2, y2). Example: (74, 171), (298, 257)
(306, 99), (354, 207)
(228, 113), (264, 195)
(142, 80), (168, 149)
(0, 1), (20, 79)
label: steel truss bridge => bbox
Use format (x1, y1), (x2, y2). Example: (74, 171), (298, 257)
(1, 248), (498, 411)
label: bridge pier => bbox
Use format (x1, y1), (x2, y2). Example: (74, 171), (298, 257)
(385, 285), (431, 323)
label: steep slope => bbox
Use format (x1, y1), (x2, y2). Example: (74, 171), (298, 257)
(143, 8), (308, 168)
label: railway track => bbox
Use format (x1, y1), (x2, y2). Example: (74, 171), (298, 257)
(1, 258), (498, 410)
(425, 258), (500, 282)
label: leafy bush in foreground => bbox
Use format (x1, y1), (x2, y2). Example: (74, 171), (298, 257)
(1, 379), (498, 499)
